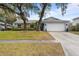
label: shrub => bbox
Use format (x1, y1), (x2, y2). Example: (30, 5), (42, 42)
(69, 24), (79, 31)
(30, 23), (37, 30)
(76, 24), (79, 31)
(69, 26), (76, 31)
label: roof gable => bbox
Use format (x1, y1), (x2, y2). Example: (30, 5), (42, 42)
(73, 17), (79, 21)
(42, 17), (69, 23)
(44, 17), (60, 20)
(14, 19), (37, 24)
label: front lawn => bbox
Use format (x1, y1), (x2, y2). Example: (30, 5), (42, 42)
(0, 43), (64, 56)
(0, 31), (53, 40)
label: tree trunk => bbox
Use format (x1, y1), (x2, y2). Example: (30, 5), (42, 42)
(20, 13), (28, 30)
(23, 19), (27, 30)
(17, 5), (28, 30)
(37, 3), (47, 31)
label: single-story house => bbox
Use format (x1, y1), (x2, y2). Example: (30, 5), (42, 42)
(72, 17), (79, 26)
(13, 19), (37, 29)
(41, 17), (69, 31)
(13, 14), (38, 29)
(0, 22), (5, 30)
(0, 22), (12, 30)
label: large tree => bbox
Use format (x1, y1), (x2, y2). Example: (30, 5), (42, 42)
(37, 3), (51, 31)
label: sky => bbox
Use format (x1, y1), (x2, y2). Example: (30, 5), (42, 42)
(28, 3), (79, 22)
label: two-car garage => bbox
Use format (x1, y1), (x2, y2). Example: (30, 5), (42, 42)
(45, 23), (66, 31)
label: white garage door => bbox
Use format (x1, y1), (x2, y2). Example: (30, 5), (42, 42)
(46, 23), (66, 31)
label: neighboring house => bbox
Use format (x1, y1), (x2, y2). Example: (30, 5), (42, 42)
(6, 24), (12, 29)
(72, 17), (79, 26)
(13, 18), (37, 29)
(0, 22), (12, 30)
(41, 17), (69, 31)
(13, 14), (38, 29)
(0, 22), (5, 30)
(13, 18), (24, 29)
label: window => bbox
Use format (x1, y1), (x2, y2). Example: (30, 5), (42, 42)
(18, 24), (21, 28)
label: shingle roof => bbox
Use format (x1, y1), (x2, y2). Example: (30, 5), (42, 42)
(14, 19), (37, 24)
(28, 20), (38, 23)
(14, 19), (24, 24)
(72, 17), (79, 20)
(42, 17), (69, 23)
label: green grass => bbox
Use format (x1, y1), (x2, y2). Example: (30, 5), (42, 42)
(0, 31), (53, 40)
(0, 43), (64, 56)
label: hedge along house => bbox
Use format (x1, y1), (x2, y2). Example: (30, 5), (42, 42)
(41, 17), (69, 31)
(71, 17), (79, 31)
(72, 17), (79, 26)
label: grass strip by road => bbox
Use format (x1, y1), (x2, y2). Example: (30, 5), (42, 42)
(0, 31), (53, 40)
(71, 31), (79, 35)
(0, 43), (64, 56)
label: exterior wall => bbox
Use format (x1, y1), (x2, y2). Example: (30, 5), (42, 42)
(72, 19), (79, 26)
(0, 25), (5, 30)
(13, 23), (24, 29)
(13, 23), (18, 28)
(13, 23), (31, 29)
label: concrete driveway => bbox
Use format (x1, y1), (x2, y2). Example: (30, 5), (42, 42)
(49, 32), (79, 56)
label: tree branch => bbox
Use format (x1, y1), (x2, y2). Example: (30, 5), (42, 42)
(0, 4), (20, 15)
